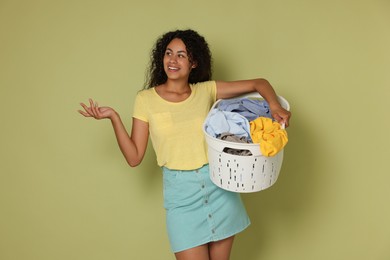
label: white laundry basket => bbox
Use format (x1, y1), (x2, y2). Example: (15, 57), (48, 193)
(203, 92), (290, 193)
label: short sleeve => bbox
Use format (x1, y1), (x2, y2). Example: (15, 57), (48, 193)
(209, 81), (217, 103)
(132, 92), (148, 122)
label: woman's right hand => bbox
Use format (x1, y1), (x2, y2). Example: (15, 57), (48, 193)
(78, 98), (149, 167)
(78, 98), (116, 120)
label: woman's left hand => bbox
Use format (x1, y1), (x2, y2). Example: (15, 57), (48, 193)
(270, 106), (291, 127)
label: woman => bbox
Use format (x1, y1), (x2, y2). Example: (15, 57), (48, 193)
(79, 29), (291, 260)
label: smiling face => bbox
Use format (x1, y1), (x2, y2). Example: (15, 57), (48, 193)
(163, 38), (197, 81)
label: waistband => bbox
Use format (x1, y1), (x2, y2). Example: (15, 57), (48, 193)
(162, 164), (209, 174)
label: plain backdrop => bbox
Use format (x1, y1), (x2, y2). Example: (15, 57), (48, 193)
(1, 0), (389, 259)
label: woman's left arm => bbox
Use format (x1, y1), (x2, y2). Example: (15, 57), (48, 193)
(216, 78), (291, 126)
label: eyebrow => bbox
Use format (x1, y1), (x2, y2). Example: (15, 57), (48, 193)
(166, 48), (187, 54)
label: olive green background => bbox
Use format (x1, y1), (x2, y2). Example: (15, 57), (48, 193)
(1, 0), (389, 259)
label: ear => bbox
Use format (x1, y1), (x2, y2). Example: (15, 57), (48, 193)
(191, 62), (197, 69)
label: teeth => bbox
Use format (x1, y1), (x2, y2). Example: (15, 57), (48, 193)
(168, 67), (179, 70)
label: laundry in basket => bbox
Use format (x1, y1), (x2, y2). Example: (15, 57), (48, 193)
(203, 92), (290, 193)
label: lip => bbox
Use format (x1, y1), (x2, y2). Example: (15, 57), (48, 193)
(168, 66), (179, 71)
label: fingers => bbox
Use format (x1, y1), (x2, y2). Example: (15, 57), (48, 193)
(273, 113), (283, 124)
(283, 117), (290, 128)
(272, 110), (291, 128)
(280, 111), (291, 128)
(78, 109), (91, 117)
(78, 99), (101, 119)
(90, 99), (104, 119)
(78, 102), (93, 117)
(89, 99), (98, 117)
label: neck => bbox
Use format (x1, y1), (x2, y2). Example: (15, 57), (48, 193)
(155, 79), (192, 102)
(164, 79), (191, 93)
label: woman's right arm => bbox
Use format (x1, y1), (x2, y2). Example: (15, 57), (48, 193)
(79, 99), (149, 167)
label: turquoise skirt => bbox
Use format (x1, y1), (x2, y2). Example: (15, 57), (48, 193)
(162, 164), (250, 253)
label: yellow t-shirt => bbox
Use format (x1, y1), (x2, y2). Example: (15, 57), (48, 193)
(133, 81), (217, 170)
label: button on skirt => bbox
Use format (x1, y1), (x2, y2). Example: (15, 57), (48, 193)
(162, 164), (250, 253)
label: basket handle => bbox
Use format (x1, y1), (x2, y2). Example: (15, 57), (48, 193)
(222, 147), (253, 156)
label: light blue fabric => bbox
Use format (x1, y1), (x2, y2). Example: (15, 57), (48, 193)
(162, 164), (250, 253)
(204, 109), (251, 140)
(218, 98), (271, 121)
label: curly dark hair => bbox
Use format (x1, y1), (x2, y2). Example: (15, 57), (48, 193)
(143, 29), (212, 89)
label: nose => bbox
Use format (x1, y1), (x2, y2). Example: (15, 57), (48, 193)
(168, 54), (177, 63)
